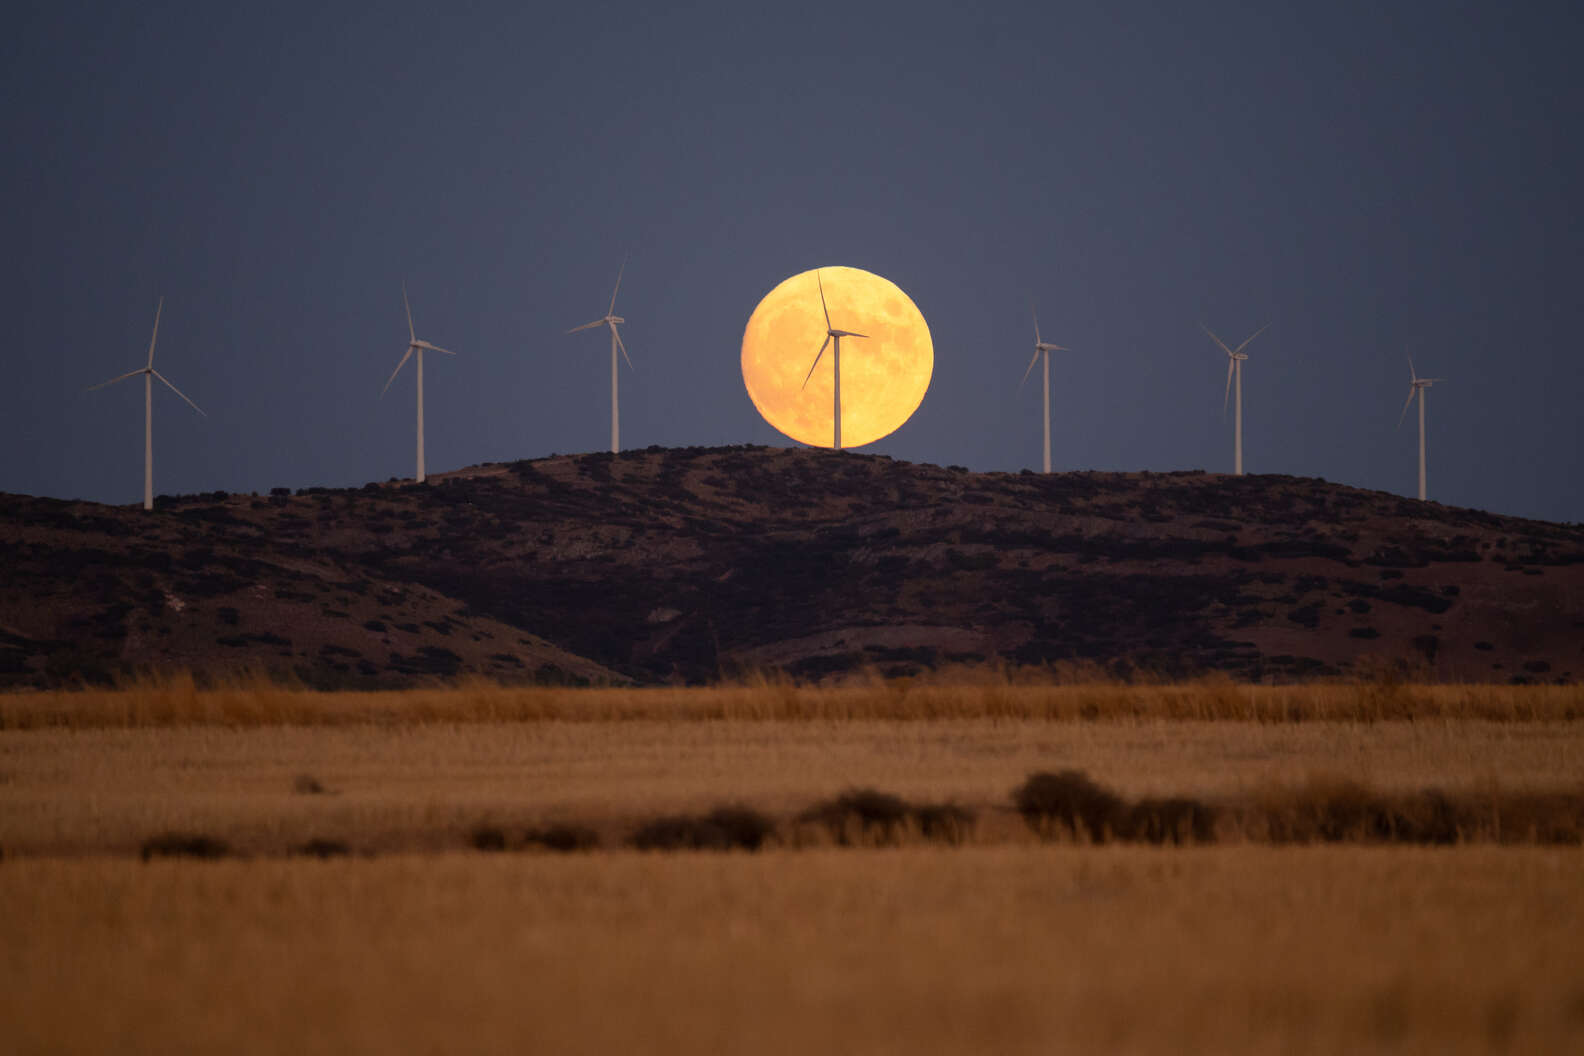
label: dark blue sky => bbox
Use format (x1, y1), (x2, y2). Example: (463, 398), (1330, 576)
(5, 2), (1581, 522)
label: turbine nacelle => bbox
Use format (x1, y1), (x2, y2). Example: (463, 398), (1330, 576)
(1035, 342), (1066, 353)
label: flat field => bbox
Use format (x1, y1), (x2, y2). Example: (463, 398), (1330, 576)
(2, 680), (1582, 1054)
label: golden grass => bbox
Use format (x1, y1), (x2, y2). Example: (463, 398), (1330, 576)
(5, 718), (1582, 857)
(2, 669), (1580, 729)
(3, 847), (1582, 1055)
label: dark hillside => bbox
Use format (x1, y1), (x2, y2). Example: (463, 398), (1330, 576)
(3, 446), (1581, 686)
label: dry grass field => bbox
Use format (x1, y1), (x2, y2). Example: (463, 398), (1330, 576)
(2, 669), (1581, 729)
(3, 677), (1582, 1053)
(3, 849), (1582, 1054)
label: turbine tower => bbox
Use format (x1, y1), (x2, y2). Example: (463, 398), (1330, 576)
(1202, 322), (1269, 475)
(88, 297), (206, 510)
(1397, 358), (1445, 501)
(567, 257), (634, 454)
(380, 284), (455, 484)
(800, 270), (867, 450)
(1020, 308), (1067, 473)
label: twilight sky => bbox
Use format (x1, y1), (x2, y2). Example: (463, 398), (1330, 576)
(4, 2), (1581, 522)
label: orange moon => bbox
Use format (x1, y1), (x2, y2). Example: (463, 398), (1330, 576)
(741, 266), (933, 448)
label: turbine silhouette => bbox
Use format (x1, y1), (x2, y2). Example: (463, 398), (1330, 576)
(567, 256), (634, 454)
(1397, 357), (1446, 501)
(87, 298), (206, 510)
(1020, 307), (1068, 473)
(1202, 322), (1269, 475)
(800, 270), (867, 450)
(380, 284), (456, 484)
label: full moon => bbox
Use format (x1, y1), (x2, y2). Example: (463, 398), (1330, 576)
(741, 266), (933, 449)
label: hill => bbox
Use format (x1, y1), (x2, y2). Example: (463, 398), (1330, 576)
(3, 446), (1582, 687)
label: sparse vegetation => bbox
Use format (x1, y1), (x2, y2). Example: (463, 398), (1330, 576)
(630, 806), (775, 852)
(139, 833), (230, 861)
(2, 669), (1581, 730)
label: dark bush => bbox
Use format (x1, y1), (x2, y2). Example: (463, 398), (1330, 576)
(701, 806), (776, 850)
(1014, 770), (1126, 843)
(1122, 797), (1217, 845)
(914, 802), (977, 845)
(470, 826), (508, 852)
(293, 774), (329, 795)
(798, 789), (912, 846)
(630, 805), (775, 852)
(1258, 779), (1460, 845)
(141, 833), (230, 861)
(524, 825), (600, 853)
(295, 838), (351, 859)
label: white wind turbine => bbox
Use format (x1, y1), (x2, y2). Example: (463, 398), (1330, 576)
(1397, 357), (1446, 501)
(88, 297), (206, 510)
(1202, 322), (1269, 475)
(1019, 308), (1068, 473)
(380, 284), (455, 484)
(800, 270), (867, 450)
(566, 257), (634, 454)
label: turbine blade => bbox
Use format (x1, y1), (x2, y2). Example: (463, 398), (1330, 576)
(801, 335), (831, 389)
(380, 348), (414, 397)
(1397, 388), (1415, 428)
(403, 283), (415, 343)
(1233, 322), (1271, 356)
(1407, 355), (1418, 383)
(1019, 349), (1040, 388)
(607, 253), (628, 317)
(146, 297), (163, 368)
(87, 369), (144, 391)
(566, 319), (605, 334)
(1201, 323), (1234, 358)
(1032, 306), (1041, 346)
(816, 270), (832, 332)
(613, 325), (634, 369)
(1223, 357), (1235, 417)
(151, 370), (206, 416)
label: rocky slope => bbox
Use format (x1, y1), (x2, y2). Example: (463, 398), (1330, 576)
(3, 446), (1582, 687)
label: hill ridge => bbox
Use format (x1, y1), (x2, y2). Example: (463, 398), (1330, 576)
(3, 445), (1582, 686)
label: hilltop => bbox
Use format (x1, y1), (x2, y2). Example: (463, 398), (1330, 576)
(3, 445), (1582, 687)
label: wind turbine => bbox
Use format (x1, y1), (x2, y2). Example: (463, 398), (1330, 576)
(567, 257), (634, 454)
(88, 297), (206, 510)
(380, 284), (455, 484)
(1397, 357), (1445, 501)
(1202, 322), (1269, 475)
(800, 269), (867, 450)
(1019, 308), (1067, 473)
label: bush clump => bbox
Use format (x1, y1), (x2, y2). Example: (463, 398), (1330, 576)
(1122, 797), (1217, 845)
(469, 825), (508, 852)
(798, 788), (912, 846)
(630, 805), (776, 852)
(524, 824), (600, 853)
(294, 838), (351, 859)
(796, 789), (976, 846)
(1014, 771), (1127, 843)
(1254, 778), (1460, 845)
(140, 833), (230, 861)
